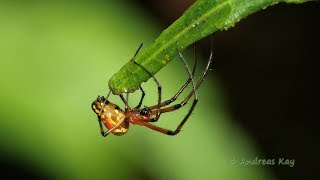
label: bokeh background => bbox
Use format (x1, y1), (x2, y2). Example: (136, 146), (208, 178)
(0, 0), (318, 180)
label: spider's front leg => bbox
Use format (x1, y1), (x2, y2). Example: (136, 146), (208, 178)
(98, 119), (109, 137)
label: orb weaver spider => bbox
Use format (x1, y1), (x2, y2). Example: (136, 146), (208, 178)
(92, 43), (213, 136)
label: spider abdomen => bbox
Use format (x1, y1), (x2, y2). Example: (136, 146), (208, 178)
(93, 100), (129, 135)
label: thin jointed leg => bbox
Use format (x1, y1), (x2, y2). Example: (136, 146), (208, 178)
(119, 93), (130, 112)
(147, 52), (213, 135)
(135, 86), (145, 109)
(148, 45), (198, 119)
(132, 61), (162, 121)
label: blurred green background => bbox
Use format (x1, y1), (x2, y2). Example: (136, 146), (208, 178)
(0, 0), (318, 180)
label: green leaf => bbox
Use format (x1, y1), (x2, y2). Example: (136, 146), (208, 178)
(108, 0), (313, 95)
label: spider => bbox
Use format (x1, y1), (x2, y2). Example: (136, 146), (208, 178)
(91, 43), (213, 136)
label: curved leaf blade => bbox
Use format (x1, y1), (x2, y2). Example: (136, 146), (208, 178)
(108, 0), (312, 95)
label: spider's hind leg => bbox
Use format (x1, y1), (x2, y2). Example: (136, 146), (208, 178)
(164, 51), (214, 135)
(148, 43), (198, 122)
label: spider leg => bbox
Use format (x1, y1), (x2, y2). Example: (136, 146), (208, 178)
(96, 90), (113, 137)
(119, 92), (130, 112)
(147, 43), (198, 112)
(138, 122), (177, 135)
(131, 44), (147, 109)
(98, 118), (109, 137)
(134, 86), (145, 109)
(151, 51), (214, 135)
(132, 61), (162, 122)
(133, 43), (143, 58)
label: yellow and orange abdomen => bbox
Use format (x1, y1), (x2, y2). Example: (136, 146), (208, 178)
(92, 101), (129, 136)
